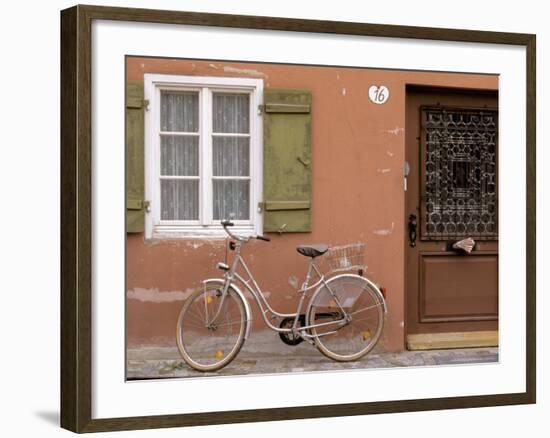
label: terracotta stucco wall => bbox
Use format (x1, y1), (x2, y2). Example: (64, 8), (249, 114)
(126, 57), (497, 352)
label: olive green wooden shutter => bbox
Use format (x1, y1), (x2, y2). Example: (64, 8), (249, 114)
(126, 81), (146, 233)
(263, 89), (312, 233)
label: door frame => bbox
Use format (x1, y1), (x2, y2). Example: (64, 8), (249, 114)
(404, 85), (500, 349)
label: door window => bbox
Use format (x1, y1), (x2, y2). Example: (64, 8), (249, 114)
(421, 107), (498, 240)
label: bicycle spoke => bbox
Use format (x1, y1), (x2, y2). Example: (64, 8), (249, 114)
(194, 296), (205, 321)
(185, 311), (207, 326)
(180, 322), (206, 330)
(350, 303), (383, 316)
(214, 317), (245, 328)
(350, 315), (378, 323)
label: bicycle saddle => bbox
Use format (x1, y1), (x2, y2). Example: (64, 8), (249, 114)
(296, 244), (329, 258)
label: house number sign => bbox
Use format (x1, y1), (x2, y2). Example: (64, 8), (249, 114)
(369, 85), (390, 104)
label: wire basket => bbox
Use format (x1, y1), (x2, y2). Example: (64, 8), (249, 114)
(325, 242), (366, 274)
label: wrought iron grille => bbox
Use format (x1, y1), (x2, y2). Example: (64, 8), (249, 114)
(421, 107), (498, 240)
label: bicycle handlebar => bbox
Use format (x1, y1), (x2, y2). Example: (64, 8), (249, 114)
(221, 220), (270, 242)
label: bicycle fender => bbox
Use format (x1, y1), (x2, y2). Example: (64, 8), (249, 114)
(310, 273), (388, 314)
(355, 274), (388, 314)
(202, 278), (253, 339)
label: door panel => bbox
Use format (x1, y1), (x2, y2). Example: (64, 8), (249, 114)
(420, 253), (498, 322)
(405, 87), (498, 339)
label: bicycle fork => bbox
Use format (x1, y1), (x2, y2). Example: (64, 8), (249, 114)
(202, 270), (236, 329)
(205, 243), (245, 328)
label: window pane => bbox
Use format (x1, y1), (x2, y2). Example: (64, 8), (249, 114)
(161, 135), (199, 176)
(161, 91), (199, 132)
(212, 93), (250, 133)
(212, 137), (250, 176)
(213, 180), (250, 220)
(161, 179), (199, 220)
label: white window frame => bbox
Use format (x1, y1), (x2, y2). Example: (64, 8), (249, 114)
(144, 74), (263, 239)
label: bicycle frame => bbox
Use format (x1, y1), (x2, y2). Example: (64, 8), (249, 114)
(210, 241), (352, 339)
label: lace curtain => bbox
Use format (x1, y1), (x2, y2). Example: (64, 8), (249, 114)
(159, 90), (250, 222)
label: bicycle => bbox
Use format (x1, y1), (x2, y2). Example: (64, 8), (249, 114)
(176, 220), (387, 372)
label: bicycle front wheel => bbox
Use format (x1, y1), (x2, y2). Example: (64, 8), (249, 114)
(307, 274), (385, 362)
(176, 284), (248, 372)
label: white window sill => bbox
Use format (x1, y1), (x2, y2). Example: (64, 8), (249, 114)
(148, 224), (258, 240)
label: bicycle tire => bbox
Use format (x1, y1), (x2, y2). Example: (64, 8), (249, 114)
(306, 274), (385, 362)
(176, 284), (248, 372)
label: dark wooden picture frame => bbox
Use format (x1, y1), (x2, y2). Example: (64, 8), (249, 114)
(60, 4), (536, 433)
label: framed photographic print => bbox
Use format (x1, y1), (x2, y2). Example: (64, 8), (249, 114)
(60, 4), (536, 433)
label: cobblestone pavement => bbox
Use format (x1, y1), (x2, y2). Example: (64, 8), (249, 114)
(127, 331), (498, 379)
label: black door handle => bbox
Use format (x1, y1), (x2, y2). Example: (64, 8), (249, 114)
(408, 214), (417, 247)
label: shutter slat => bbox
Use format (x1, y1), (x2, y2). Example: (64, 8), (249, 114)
(265, 201), (310, 211)
(265, 103), (310, 114)
(126, 81), (145, 233)
(127, 199), (144, 210)
(263, 88), (312, 233)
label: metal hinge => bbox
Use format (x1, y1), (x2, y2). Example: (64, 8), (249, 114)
(144, 99), (150, 111)
(257, 201), (265, 213)
(257, 104), (264, 115)
(127, 199), (151, 212)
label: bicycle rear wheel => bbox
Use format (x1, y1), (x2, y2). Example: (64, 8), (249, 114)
(176, 284), (247, 372)
(307, 274), (385, 362)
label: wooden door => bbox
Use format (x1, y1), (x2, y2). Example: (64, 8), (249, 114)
(405, 87), (499, 349)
